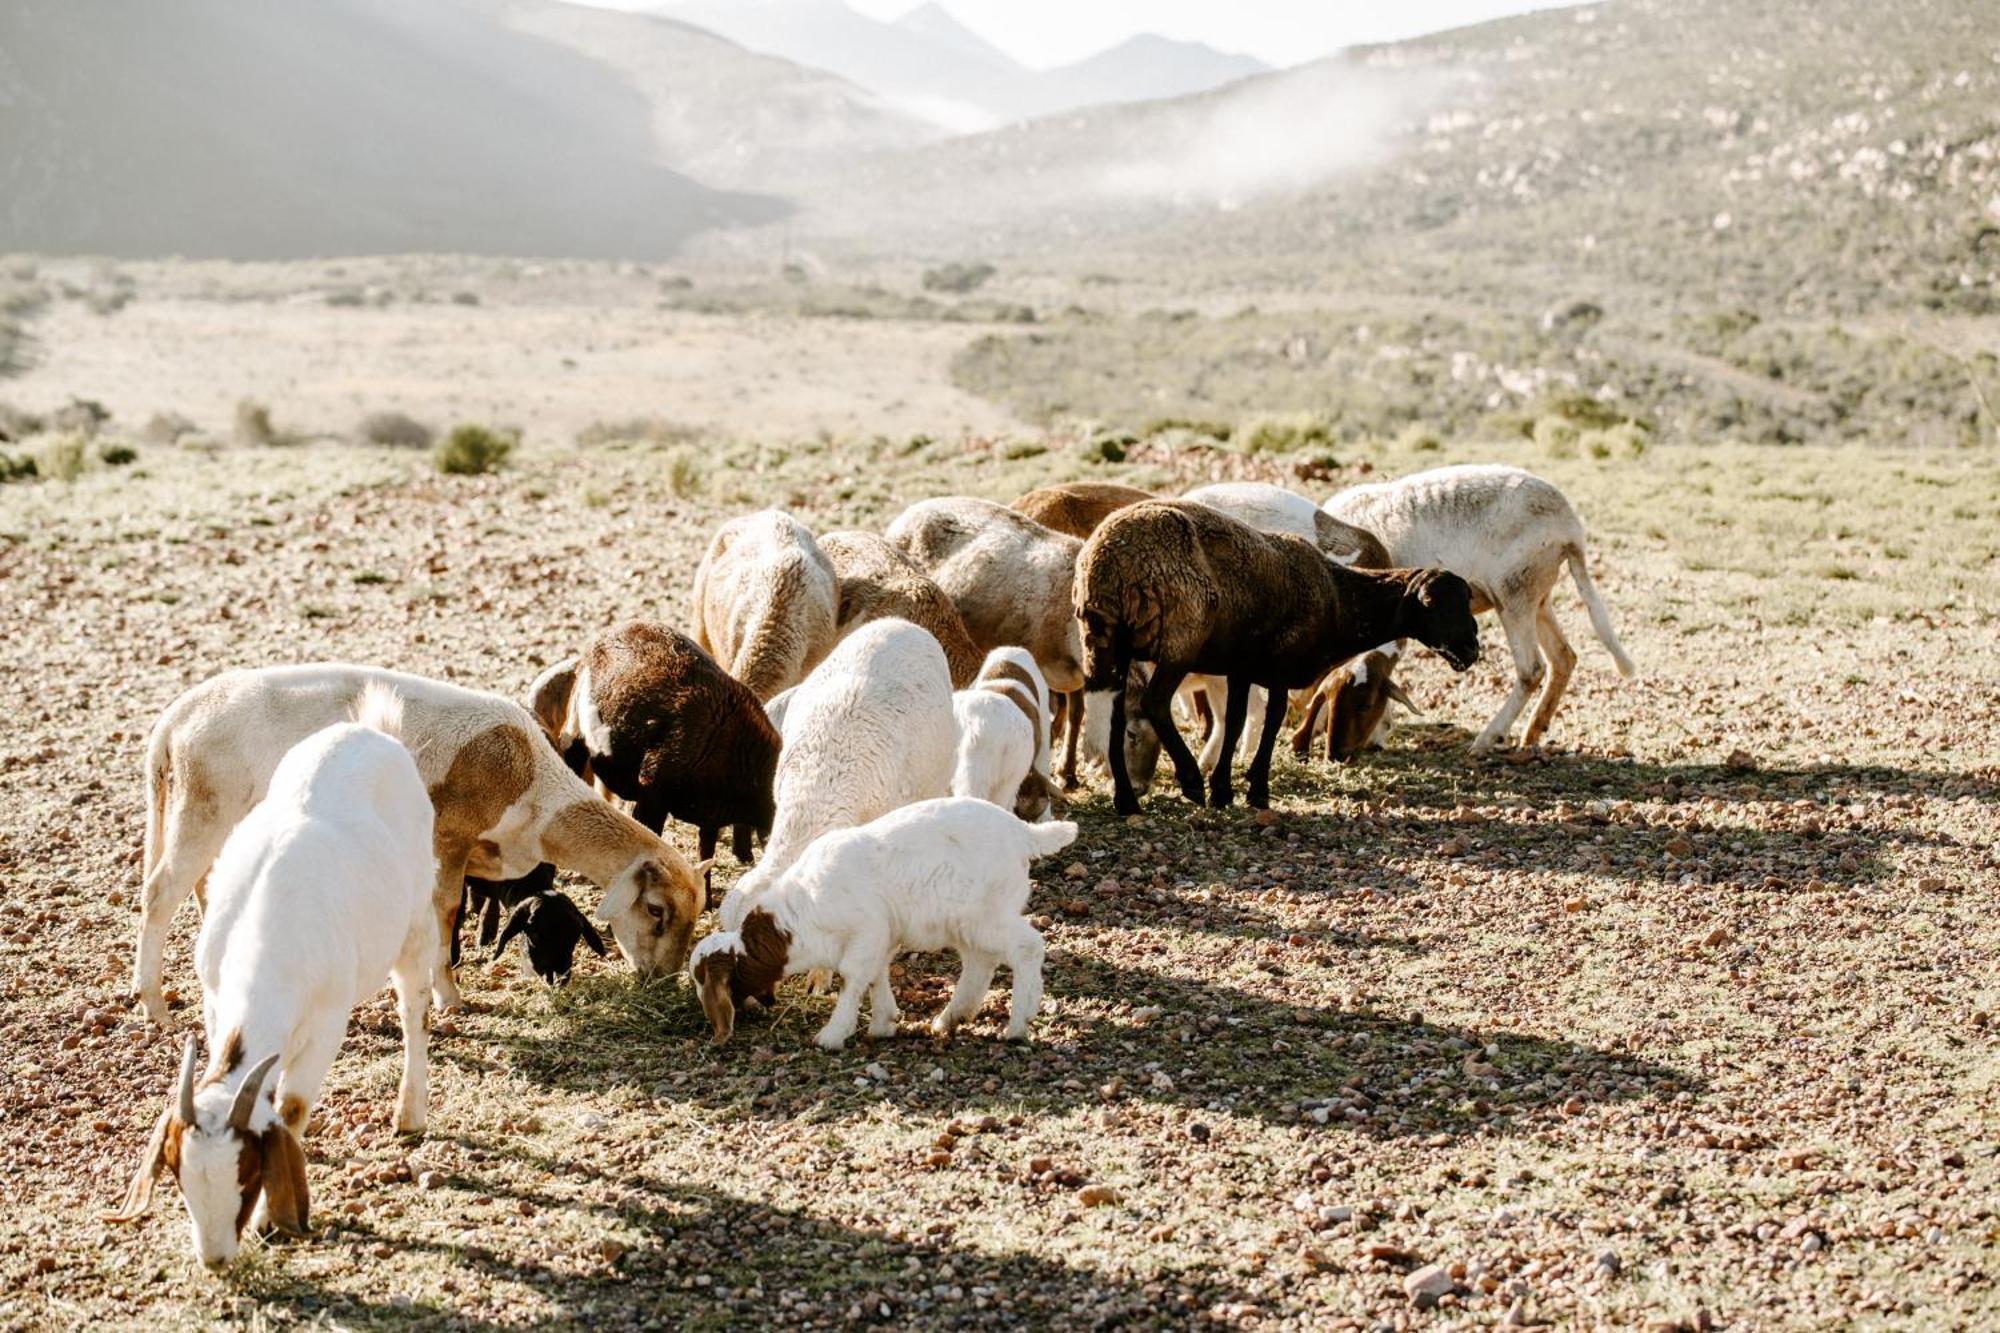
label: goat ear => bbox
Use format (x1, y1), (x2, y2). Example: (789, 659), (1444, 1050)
(492, 902), (533, 957)
(257, 1125), (310, 1235)
(696, 967), (736, 1044)
(595, 873), (639, 925)
(577, 911), (607, 957)
(476, 891), (503, 949)
(101, 1104), (176, 1223)
(692, 857), (717, 878)
(1386, 680), (1420, 713)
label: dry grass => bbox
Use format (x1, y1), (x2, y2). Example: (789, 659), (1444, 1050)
(0, 427), (1994, 1331)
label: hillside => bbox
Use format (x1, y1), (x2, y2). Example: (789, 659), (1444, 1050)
(0, 0), (797, 260)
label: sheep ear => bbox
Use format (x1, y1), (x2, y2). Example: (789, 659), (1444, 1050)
(1386, 680), (1419, 712)
(257, 1125), (310, 1235)
(595, 875), (639, 925)
(101, 1104), (176, 1223)
(577, 911), (607, 957)
(492, 903), (532, 957)
(692, 857), (717, 877)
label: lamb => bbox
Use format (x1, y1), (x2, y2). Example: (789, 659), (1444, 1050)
(104, 688), (435, 1268)
(888, 495), (1157, 790)
(1075, 500), (1482, 814)
(1289, 644), (1418, 762)
(1314, 464), (1637, 753)
(819, 529), (984, 687)
(951, 647), (1061, 821)
(132, 664), (708, 1024)
(717, 618), (956, 933)
(491, 886), (607, 984)
(691, 797), (1074, 1050)
(690, 509), (838, 701)
(529, 621), (780, 871)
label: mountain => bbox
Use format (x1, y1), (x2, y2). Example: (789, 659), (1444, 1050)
(660, 0), (1272, 129)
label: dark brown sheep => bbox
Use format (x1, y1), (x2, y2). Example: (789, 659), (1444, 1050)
(818, 530), (984, 688)
(540, 621), (781, 877)
(1073, 500), (1482, 814)
(1011, 481), (1155, 540)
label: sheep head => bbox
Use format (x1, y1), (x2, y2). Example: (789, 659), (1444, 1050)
(596, 853), (712, 980)
(1398, 570), (1481, 672)
(103, 1037), (307, 1269)
(495, 890), (607, 984)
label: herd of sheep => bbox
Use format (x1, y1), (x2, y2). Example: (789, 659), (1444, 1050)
(103, 462), (1636, 1268)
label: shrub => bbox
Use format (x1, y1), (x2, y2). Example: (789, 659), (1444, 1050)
(141, 412), (196, 445)
(1002, 440), (1047, 461)
(51, 397), (110, 437)
(922, 262), (997, 295)
(0, 401), (44, 441)
(1396, 422), (1443, 452)
(1239, 412), (1335, 455)
(577, 416), (704, 449)
(0, 450), (36, 483)
(449, 291), (480, 307)
(357, 410), (434, 449)
(38, 434), (87, 482)
(1144, 417), (1232, 441)
(435, 423), (514, 475)
(324, 287), (367, 308)
(234, 398), (303, 447)
(1534, 416), (1581, 458)
(1081, 433), (1130, 464)
(664, 448), (702, 498)
(97, 441), (138, 467)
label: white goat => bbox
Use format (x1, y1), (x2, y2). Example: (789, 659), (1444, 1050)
(1320, 464), (1637, 752)
(133, 664), (708, 1023)
(691, 509), (839, 702)
(717, 619), (956, 933)
(105, 688), (435, 1268)
(951, 647), (1060, 821)
(691, 797), (1074, 1049)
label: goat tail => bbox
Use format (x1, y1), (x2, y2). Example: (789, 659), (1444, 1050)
(1565, 546), (1638, 679)
(1021, 818), (1079, 860)
(140, 719), (172, 883)
(351, 681), (408, 741)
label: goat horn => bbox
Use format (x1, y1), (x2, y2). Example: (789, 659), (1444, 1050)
(229, 1052), (282, 1132)
(1386, 681), (1420, 713)
(176, 1037), (199, 1126)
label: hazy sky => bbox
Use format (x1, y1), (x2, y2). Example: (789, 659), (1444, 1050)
(604, 1), (1586, 69)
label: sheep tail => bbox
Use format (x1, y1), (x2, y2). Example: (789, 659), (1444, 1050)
(140, 720), (171, 882)
(1565, 546), (1638, 679)
(1021, 819), (1079, 859)
(351, 682), (408, 740)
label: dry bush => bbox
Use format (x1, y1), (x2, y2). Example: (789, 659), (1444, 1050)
(435, 423), (515, 475)
(234, 398), (305, 447)
(576, 416), (705, 449)
(358, 410), (435, 449)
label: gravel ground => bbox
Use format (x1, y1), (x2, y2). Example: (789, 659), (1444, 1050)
(0, 422), (1995, 1331)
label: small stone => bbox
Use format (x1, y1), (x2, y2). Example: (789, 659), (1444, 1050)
(1028, 1155), (1054, 1176)
(1404, 1262), (1454, 1309)
(418, 1171), (445, 1191)
(1724, 748), (1756, 770)
(1563, 896), (1588, 913)
(1917, 876), (1945, 892)
(1149, 1071), (1175, 1093)
(924, 1150), (953, 1170)
(1664, 835), (1694, 858)
(1063, 862), (1087, 880)
(1077, 1185), (1118, 1207)
(1187, 1122), (1211, 1143)
(1253, 809), (1279, 828)
(1701, 925), (1732, 949)
(864, 1062), (889, 1082)
(597, 1239), (627, 1264)
(1595, 1248), (1621, 1276)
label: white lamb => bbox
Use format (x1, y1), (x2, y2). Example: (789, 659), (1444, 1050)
(1321, 464), (1637, 752)
(104, 688), (435, 1268)
(951, 647), (1059, 821)
(717, 618), (956, 933)
(690, 797), (1075, 1050)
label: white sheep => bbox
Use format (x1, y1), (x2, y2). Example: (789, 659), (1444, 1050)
(718, 618), (956, 933)
(691, 797), (1074, 1049)
(132, 664), (708, 1023)
(951, 647), (1060, 821)
(691, 509), (839, 702)
(104, 687), (435, 1268)
(1320, 464), (1637, 752)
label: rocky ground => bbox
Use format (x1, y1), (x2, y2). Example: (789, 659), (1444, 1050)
(0, 282), (1995, 1330)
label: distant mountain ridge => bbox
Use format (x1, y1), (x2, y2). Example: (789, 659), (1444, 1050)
(658, 0), (1271, 129)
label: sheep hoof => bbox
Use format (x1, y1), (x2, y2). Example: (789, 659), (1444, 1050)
(867, 1016), (899, 1040)
(1206, 784), (1234, 809)
(1245, 787), (1270, 810)
(930, 1015), (958, 1039)
(1113, 794), (1142, 818)
(395, 1112), (427, 1136)
(813, 1029), (850, 1052)
(1176, 780), (1204, 806)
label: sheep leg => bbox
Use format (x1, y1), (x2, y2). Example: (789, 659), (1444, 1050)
(1291, 671), (1333, 760)
(1521, 598), (1578, 749)
(1470, 600), (1547, 754)
(1207, 675), (1252, 808)
(430, 847), (469, 1012)
(1106, 683), (1140, 816)
(1140, 666), (1204, 807)
(697, 826), (720, 910)
(815, 952), (882, 1051)
(1002, 920), (1045, 1040)
(1059, 689), (1084, 791)
(865, 967), (901, 1040)
(132, 790), (232, 1022)
(1192, 686), (1214, 742)
(1244, 683), (1291, 810)
(1204, 679), (1269, 777)
(389, 951), (431, 1135)
(933, 951), (999, 1038)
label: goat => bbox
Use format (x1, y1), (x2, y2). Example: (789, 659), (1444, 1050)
(888, 494), (1157, 791)
(690, 509), (838, 701)
(691, 797), (1074, 1049)
(530, 621), (779, 873)
(104, 688), (434, 1268)
(1289, 644), (1418, 762)
(820, 529), (984, 687)
(1315, 464), (1637, 753)
(952, 647), (1061, 821)
(716, 618), (956, 934)
(132, 664), (707, 1024)
(1075, 500), (1482, 814)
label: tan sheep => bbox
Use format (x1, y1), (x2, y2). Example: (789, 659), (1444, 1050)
(691, 509), (838, 702)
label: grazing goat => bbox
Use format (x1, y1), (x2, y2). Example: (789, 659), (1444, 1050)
(717, 619), (956, 933)
(1289, 644), (1417, 762)
(1075, 500), (1481, 814)
(952, 647), (1061, 821)
(1316, 464), (1637, 753)
(531, 621), (779, 871)
(132, 664), (707, 1023)
(691, 797), (1073, 1049)
(820, 529), (984, 687)
(691, 509), (838, 701)
(105, 689), (434, 1268)
(492, 887), (607, 984)
(889, 495), (1157, 790)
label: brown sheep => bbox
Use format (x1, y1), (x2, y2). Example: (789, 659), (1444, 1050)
(1074, 500), (1482, 815)
(1012, 481), (1155, 539)
(819, 530), (984, 688)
